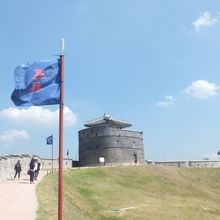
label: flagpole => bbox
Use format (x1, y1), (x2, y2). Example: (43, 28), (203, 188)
(52, 137), (54, 174)
(58, 38), (64, 220)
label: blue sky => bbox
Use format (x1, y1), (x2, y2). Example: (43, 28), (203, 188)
(1, 0), (220, 161)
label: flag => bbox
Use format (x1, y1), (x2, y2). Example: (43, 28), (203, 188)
(47, 135), (53, 145)
(11, 59), (60, 106)
(218, 151), (220, 155)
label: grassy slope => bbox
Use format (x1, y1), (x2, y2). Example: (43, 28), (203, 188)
(36, 166), (220, 220)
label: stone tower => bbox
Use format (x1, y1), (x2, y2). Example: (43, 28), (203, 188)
(78, 114), (145, 166)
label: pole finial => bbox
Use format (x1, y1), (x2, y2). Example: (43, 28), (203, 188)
(60, 38), (64, 55)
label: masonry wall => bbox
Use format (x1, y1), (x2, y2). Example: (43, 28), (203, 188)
(151, 160), (220, 168)
(41, 158), (72, 170)
(79, 126), (145, 166)
(188, 160), (220, 168)
(0, 154), (35, 182)
(0, 154), (72, 182)
(154, 161), (188, 167)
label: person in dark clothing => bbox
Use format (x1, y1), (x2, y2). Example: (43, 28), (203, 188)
(14, 160), (22, 180)
(35, 161), (41, 179)
(29, 158), (35, 184)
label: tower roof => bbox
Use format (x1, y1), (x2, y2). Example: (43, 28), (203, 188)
(84, 114), (132, 129)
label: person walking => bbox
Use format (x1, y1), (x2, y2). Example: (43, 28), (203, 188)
(35, 161), (41, 179)
(34, 159), (38, 180)
(14, 160), (22, 180)
(29, 158), (35, 184)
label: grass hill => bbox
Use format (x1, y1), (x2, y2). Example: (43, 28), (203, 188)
(36, 165), (220, 220)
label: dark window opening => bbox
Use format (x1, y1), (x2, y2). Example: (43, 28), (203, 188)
(133, 154), (137, 163)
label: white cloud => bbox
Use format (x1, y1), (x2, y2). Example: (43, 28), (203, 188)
(156, 96), (175, 108)
(165, 96), (174, 101)
(0, 106), (77, 127)
(183, 80), (219, 99)
(192, 11), (218, 31)
(0, 129), (29, 143)
(156, 101), (173, 108)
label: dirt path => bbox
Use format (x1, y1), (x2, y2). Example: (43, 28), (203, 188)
(0, 171), (45, 220)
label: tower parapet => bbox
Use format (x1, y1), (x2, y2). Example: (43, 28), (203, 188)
(84, 114), (132, 129)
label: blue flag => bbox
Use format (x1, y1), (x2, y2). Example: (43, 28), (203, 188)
(47, 135), (53, 145)
(11, 59), (60, 106)
(218, 151), (220, 155)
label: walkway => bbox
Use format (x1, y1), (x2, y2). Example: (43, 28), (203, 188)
(0, 171), (45, 220)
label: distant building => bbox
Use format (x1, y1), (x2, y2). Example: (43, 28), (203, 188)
(78, 114), (145, 166)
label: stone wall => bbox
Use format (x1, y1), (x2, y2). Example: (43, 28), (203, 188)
(0, 154), (73, 182)
(188, 160), (220, 168)
(40, 158), (72, 170)
(149, 160), (220, 168)
(79, 126), (145, 166)
(0, 154), (35, 182)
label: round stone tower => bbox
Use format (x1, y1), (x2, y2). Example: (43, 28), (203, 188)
(78, 114), (145, 166)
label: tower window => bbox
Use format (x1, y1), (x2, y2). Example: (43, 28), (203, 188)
(133, 154), (137, 163)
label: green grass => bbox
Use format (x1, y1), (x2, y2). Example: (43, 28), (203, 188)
(36, 166), (220, 220)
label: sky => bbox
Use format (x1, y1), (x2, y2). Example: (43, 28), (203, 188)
(1, 0), (220, 161)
